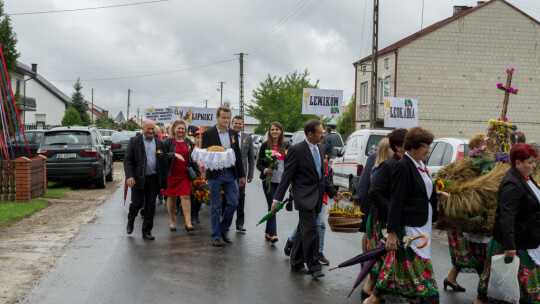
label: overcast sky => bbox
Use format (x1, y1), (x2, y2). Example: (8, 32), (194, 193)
(5, 0), (540, 119)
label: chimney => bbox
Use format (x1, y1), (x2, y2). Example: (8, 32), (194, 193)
(453, 5), (472, 16)
(31, 63), (37, 74)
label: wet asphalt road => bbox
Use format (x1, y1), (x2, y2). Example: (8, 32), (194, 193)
(23, 175), (482, 304)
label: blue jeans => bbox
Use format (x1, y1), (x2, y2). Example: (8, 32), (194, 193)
(262, 181), (278, 236)
(208, 169), (239, 240)
(289, 203), (326, 253)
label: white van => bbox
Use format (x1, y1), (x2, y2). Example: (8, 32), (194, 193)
(329, 129), (391, 193)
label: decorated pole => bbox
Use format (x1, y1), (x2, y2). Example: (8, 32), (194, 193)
(496, 67), (518, 121)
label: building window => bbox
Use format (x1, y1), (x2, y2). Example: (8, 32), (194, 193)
(361, 82), (368, 105)
(384, 58), (389, 69)
(35, 114), (46, 126)
(378, 77), (390, 103)
(16, 79), (21, 94)
(360, 124), (366, 129)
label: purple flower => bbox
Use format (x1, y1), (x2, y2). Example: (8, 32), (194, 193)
(494, 152), (509, 163)
(506, 68), (510, 73)
(511, 67), (515, 71)
(496, 83), (503, 87)
(505, 117), (509, 122)
(511, 125), (518, 130)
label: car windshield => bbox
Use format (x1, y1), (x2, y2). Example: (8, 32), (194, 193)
(99, 130), (114, 136)
(44, 131), (91, 145)
(112, 133), (136, 142)
(365, 134), (386, 156)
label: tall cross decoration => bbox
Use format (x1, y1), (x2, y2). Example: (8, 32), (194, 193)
(497, 67), (518, 120)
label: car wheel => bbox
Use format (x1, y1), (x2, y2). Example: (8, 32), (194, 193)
(106, 163), (114, 182)
(95, 169), (106, 189)
(348, 177), (356, 195)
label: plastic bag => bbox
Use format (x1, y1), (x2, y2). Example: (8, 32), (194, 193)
(487, 254), (520, 304)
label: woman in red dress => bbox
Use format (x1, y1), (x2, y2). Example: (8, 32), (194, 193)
(162, 119), (196, 232)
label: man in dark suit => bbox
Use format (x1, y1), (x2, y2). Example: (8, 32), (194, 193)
(231, 115), (254, 232)
(202, 106), (246, 246)
(124, 119), (168, 240)
(272, 119), (342, 278)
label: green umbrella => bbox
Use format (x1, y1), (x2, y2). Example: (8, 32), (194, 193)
(256, 201), (284, 226)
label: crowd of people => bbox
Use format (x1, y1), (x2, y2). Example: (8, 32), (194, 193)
(123, 107), (539, 303)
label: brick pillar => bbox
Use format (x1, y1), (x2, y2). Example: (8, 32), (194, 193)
(14, 157), (31, 202)
(34, 155), (47, 195)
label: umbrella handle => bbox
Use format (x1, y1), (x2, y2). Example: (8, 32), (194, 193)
(411, 234), (428, 249)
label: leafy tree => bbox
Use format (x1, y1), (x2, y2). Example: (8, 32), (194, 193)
(95, 116), (116, 129)
(70, 78), (91, 125)
(223, 99), (233, 109)
(0, 2), (19, 74)
(336, 95), (355, 140)
(247, 70), (321, 133)
(62, 107), (83, 126)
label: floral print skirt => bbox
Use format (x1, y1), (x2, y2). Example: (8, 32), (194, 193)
(375, 227), (439, 299)
(477, 239), (540, 303)
(447, 229), (487, 271)
(366, 215), (386, 279)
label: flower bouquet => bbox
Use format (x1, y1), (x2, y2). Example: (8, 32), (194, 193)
(327, 192), (364, 233)
(192, 177), (210, 205)
(263, 149), (281, 193)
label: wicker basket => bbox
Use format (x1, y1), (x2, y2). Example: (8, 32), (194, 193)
(328, 214), (362, 233)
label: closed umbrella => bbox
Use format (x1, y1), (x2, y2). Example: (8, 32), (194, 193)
(255, 197), (289, 226)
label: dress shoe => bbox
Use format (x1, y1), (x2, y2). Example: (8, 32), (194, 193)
(126, 222), (134, 235)
(236, 225), (246, 232)
(270, 236), (278, 244)
(291, 265), (309, 274)
(311, 270), (325, 278)
(169, 227), (177, 232)
(443, 278), (466, 292)
(284, 239), (293, 256)
(221, 234), (233, 244)
(142, 234), (155, 240)
(185, 225), (194, 232)
(212, 238), (222, 246)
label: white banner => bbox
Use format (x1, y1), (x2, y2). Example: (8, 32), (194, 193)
(301, 88), (343, 116)
(383, 97), (418, 128)
(145, 106), (216, 126)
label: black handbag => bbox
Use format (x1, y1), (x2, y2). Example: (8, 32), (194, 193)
(175, 140), (201, 179)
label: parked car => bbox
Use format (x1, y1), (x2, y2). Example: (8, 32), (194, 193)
(37, 126), (113, 188)
(329, 129), (392, 194)
(426, 138), (469, 177)
(98, 129), (116, 142)
(7, 130), (46, 158)
(252, 134), (263, 160)
(109, 131), (137, 161)
(290, 129), (305, 146)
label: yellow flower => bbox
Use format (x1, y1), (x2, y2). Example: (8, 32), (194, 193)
(435, 179), (445, 191)
(231, 136), (235, 144)
(156, 149), (163, 154)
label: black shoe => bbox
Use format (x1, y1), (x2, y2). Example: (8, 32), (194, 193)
(270, 236), (278, 244)
(284, 239), (293, 256)
(221, 234), (233, 244)
(185, 225), (194, 232)
(191, 218), (197, 225)
(318, 252), (329, 265)
(236, 225), (246, 232)
(194, 217), (200, 224)
(169, 227), (177, 231)
(140, 209), (145, 218)
(443, 278), (466, 292)
(311, 270), (325, 278)
(291, 265), (309, 274)
(142, 234), (155, 240)
(126, 223), (134, 235)
(212, 238), (222, 246)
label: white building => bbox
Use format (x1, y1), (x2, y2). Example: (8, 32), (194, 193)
(353, 0), (540, 141)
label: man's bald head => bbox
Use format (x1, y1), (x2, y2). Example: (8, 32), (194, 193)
(142, 119), (156, 140)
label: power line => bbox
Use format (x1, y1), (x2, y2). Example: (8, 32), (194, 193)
(8, 0), (171, 16)
(51, 58), (236, 82)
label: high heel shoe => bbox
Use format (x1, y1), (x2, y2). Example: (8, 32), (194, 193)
(443, 278), (466, 292)
(169, 227), (177, 231)
(185, 225), (194, 232)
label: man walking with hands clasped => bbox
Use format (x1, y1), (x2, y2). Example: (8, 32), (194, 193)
(272, 119), (342, 278)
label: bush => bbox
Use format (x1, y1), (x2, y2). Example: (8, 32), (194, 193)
(62, 107), (83, 126)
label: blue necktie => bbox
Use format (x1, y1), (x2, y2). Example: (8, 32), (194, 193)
(312, 146), (321, 179)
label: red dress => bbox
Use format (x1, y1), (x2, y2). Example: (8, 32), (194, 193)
(162, 140), (191, 196)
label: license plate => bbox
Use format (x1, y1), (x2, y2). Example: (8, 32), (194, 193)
(56, 153), (77, 159)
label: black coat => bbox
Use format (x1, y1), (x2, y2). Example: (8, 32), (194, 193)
(163, 137), (199, 176)
(201, 125), (245, 180)
(124, 134), (168, 190)
(493, 166), (540, 250)
(367, 154), (401, 222)
(256, 141), (286, 180)
(387, 155), (438, 233)
(273, 140), (337, 213)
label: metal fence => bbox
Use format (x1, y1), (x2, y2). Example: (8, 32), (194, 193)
(21, 123), (61, 131)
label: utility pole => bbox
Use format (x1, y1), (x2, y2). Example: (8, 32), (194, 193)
(127, 89), (131, 121)
(91, 88), (94, 123)
(137, 108), (140, 125)
(205, 99), (208, 108)
(218, 81), (224, 106)
(235, 53), (247, 119)
(370, 0), (379, 128)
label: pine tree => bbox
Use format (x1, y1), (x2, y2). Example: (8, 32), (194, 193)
(0, 1), (20, 74)
(71, 78), (91, 125)
(62, 107), (83, 126)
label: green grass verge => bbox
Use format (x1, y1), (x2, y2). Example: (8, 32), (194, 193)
(0, 199), (50, 228)
(42, 181), (70, 199)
